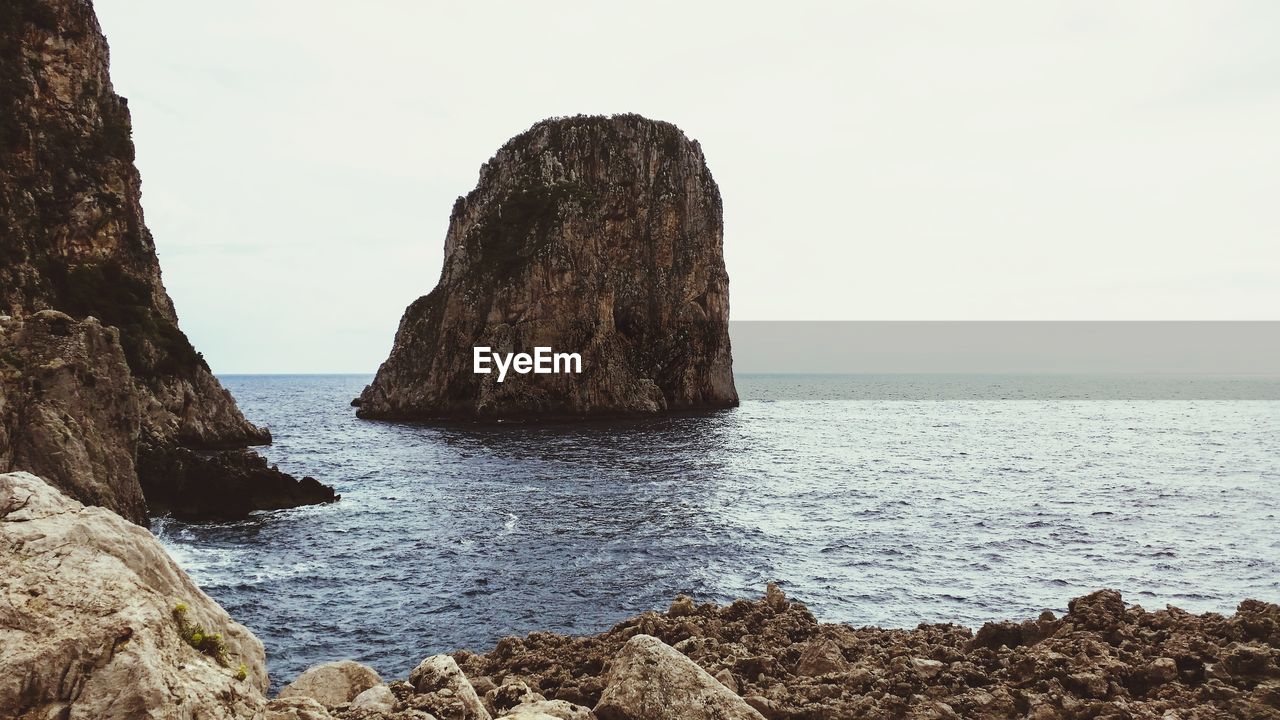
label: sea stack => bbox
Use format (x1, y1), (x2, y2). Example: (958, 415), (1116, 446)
(357, 114), (738, 420)
(0, 0), (336, 521)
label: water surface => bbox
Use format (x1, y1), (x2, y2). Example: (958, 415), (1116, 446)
(155, 374), (1280, 685)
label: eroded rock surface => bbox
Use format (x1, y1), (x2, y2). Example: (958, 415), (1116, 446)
(358, 114), (737, 420)
(0, 311), (147, 523)
(450, 586), (1280, 719)
(0, 0), (334, 520)
(0, 471), (268, 719)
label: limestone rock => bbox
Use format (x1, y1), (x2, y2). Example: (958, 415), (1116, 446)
(487, 680), (543, 713)
(454, 587), (1280, 718)
(279, 660), (383, 709)
(0, 0), (334, 520)
(0, 0), (264, 448)
(357, 114), (737, 420)
(267, 697), (335, 720)
(911, 657), (945, 679)
(594, 634), (764, 720)
(408, 654), (492, 719)
(794, 638), (849, 677)
(0, 311), (147, 523)
(350, 684), (398, 712)
(0, 471), (268, 719)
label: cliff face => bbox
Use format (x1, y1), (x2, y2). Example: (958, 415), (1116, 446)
(0, 311), (148, 523)
(357, 114), (738, 419)
(0, 0), (335, 519)
(0, 0), (264, 448)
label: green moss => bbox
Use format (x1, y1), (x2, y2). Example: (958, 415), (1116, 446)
(173, 602), (229, 666)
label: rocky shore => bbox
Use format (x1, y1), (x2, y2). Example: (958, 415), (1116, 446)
(4, 470), (1276, 720)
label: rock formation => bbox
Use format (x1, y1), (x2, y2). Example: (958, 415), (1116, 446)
(0, 311), (147, 523)
(278, 661), (384, 709)
(357, 114), (738, 420)
(0, 471), (268, 719)
(451, 586), (1280, 720)
(595, 635), (765, 720)
(0, 0), (335, 520)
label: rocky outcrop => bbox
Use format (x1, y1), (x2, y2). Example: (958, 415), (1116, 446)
(407, 654), (492, 719)
(451, 586), (1280, 720)
(0, 0), (334, 520)
(137, 445), (337, 522)
(0, 471), (268, 719)
(357, 114), (737, 420)
(0, 311), (148, 523)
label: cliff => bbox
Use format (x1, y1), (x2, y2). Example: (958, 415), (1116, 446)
(0, 0), (335, 520)
(356, 114), (738, 420)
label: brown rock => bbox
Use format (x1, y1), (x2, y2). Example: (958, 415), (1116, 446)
(0, 0), (334, 520)
(0, 312), (147, 523)
(356, 114), (737, 420)
(409, 654), (492, 719)
(794, 639), (849, 677)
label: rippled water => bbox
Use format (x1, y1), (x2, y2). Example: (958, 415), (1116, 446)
(154, 374), (1280, 687)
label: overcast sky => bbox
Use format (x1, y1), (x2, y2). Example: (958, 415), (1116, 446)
(93, 1), (1279, 373)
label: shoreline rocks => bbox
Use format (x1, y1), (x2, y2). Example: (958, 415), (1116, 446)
(0, 471), (268, 719)
(5, 471), (1279, 719)
(357, 114), (738, 421)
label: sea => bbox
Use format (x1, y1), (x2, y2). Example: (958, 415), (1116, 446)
(153, 374), (1280, 687)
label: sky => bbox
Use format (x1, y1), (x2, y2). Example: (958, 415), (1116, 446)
(92, 1), (1280, 373)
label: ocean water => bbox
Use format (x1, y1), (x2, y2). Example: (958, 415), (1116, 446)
(154, 374), (1280, 687)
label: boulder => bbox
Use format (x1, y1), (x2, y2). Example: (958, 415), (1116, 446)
(356, 114), (738, 420)
(278, 660), (383, 708)
(350, 683), (398, 712)
(408, 654), (492, 719)
(794, 639), (849, 677)
(487, 679), (544, 712)
(0, 471), (267, 719)
(594, 635), (764, 720)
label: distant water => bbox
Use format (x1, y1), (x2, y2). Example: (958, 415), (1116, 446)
(154, 374), (1280, 688)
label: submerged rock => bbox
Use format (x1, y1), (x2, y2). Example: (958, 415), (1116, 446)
(0, 0), (334, 520)
(357, 114), (737, 420)
(0, 471), (268, 719)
